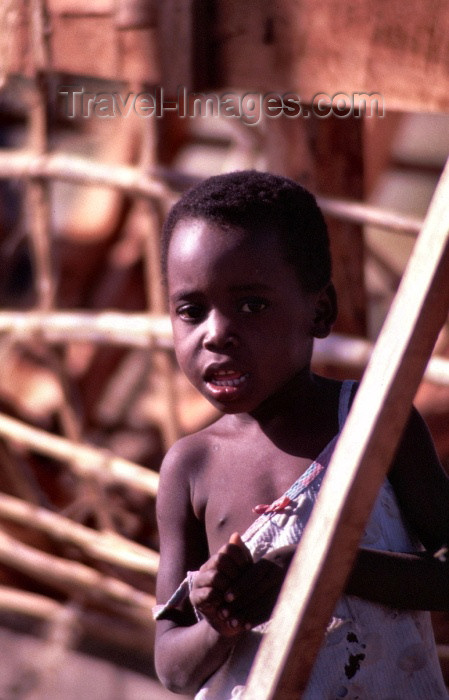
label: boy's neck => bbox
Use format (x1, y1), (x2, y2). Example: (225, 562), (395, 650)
(225, 370), (341, 458)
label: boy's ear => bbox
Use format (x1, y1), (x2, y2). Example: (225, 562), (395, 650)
(312, 283), (338, 338)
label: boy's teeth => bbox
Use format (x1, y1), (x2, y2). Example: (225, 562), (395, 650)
(210, 372), (248, 387)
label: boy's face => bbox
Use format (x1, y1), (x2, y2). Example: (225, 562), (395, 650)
(167, 217), (320, 415)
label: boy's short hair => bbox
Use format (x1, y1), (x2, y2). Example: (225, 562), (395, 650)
(161, 170), (331, 292)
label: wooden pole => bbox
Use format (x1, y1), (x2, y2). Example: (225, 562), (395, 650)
(0, 310), (172, 347)
(0, 411), (160, 497)
(0, 529), (155, 620)
(313, 334), (449, 387)
(0, 585), (155, 654)
(244, 157), (449, 699)
(27, 0), (54, 311)
(0, 491), (159, 575)
(0, 150), (425, 235)
(2, 313), (449, 385)
(0, 149), (174, 203)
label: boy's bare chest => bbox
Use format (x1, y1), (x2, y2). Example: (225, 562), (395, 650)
(196, 440), (315, 552)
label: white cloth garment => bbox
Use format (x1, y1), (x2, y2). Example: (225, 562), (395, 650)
(194, 381), (448, 700)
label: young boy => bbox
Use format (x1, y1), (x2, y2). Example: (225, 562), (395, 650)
(154, 171), (449, 699)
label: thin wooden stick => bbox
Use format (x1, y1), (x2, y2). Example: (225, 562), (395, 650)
(2, 312), (449, 386)
(317, 195), (422, 236)
(244, 157), (449, 698)
(0, 529), (156, 618)
(42, 344), (83, 441)
(0, 440), (42, 503)
(313, 333), (449, 386)
(27, 0), (55, 311)
(141, 158), (181, 448)
(0, 149), (175, 205)
(0, 411), (159, 496)
(0, 584), (154, 653)
(0, 149), (426, 235)
(0, 0), (19, 88)
(0, 310), (172, 347)
(26, 129), (55, 312)
(0, 584), (62, 620)
(0, 491), (159, 575)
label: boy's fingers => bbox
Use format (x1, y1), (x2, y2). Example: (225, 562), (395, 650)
(228, 532), (253, 563)
(219, 545), (252, 572)
(229, 532), (244, 547)
(218, 534), (250, 560)
(224, 570), (281, 626)
(193, 534), (253, 603)
(193, 601), (249, 638)
(190, 584), (219, 608)
(224, 617), (251, 634)
(202, 554), (245, 585)
(194, 554), (252, 597)
(193, 569), (231, 597)
(224, 559), (284, 610)
(214, 618), (249, 637)
(212, 543), (252, 575)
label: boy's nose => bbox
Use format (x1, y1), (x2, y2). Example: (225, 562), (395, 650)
(202, 310), (238, 350)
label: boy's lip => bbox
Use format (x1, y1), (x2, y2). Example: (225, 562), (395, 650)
(203, 364), (250, 400)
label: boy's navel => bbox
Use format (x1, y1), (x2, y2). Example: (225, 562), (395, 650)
(217, 516), (228, 529)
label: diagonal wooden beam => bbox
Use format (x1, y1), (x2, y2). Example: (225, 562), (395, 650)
(0, 412), (159, 497)
(244, 157), (449, 699)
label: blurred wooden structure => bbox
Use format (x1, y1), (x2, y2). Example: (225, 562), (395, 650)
(6, 1), (449, 109)
(0, 0), (449, 697)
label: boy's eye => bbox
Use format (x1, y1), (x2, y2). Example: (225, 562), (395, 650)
(176, 304), (205, 321)
(239, 298), (268, 313)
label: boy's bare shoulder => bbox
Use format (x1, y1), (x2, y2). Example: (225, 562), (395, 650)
(157, 417), (232, 526)
(159, 416), (230, 482)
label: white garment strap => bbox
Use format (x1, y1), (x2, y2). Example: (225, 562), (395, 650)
(338, 380), (356, 431)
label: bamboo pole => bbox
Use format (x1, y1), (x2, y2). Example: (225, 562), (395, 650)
(0, 412), (159, 496)
(0, 149), (175, 204)
(2, 312), (449, 386)
(244, 157), (449, 698)
(0, 529), (156, 619)
(27, 0), (55, 311)
(140, 110), (181, 448)
(313, 333), (449, 386)
(143, 204), (181, 448)
(0, 310), (173, 347)
(0, 440), (42, 503)
(0, 585), (154, 653)
(0, 149), (426, 236)
(0, 491), (159, 575)
(0, 0), (19, 88)
(317, 195), (422, 236)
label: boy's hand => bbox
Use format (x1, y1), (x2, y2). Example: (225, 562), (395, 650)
(189, 532), (253, 636)
(220, 545), (295, 630)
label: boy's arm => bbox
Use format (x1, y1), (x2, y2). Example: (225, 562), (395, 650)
(154, 441), (247, 695)
(347, 406), (449, 610)
(346, 547), (449, 609)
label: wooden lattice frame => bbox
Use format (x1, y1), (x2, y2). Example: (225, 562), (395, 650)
(1, 1), (449, 694)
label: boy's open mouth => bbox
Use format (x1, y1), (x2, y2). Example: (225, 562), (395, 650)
(208, 370), (249, 387)
(205, 369), (249, 388)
